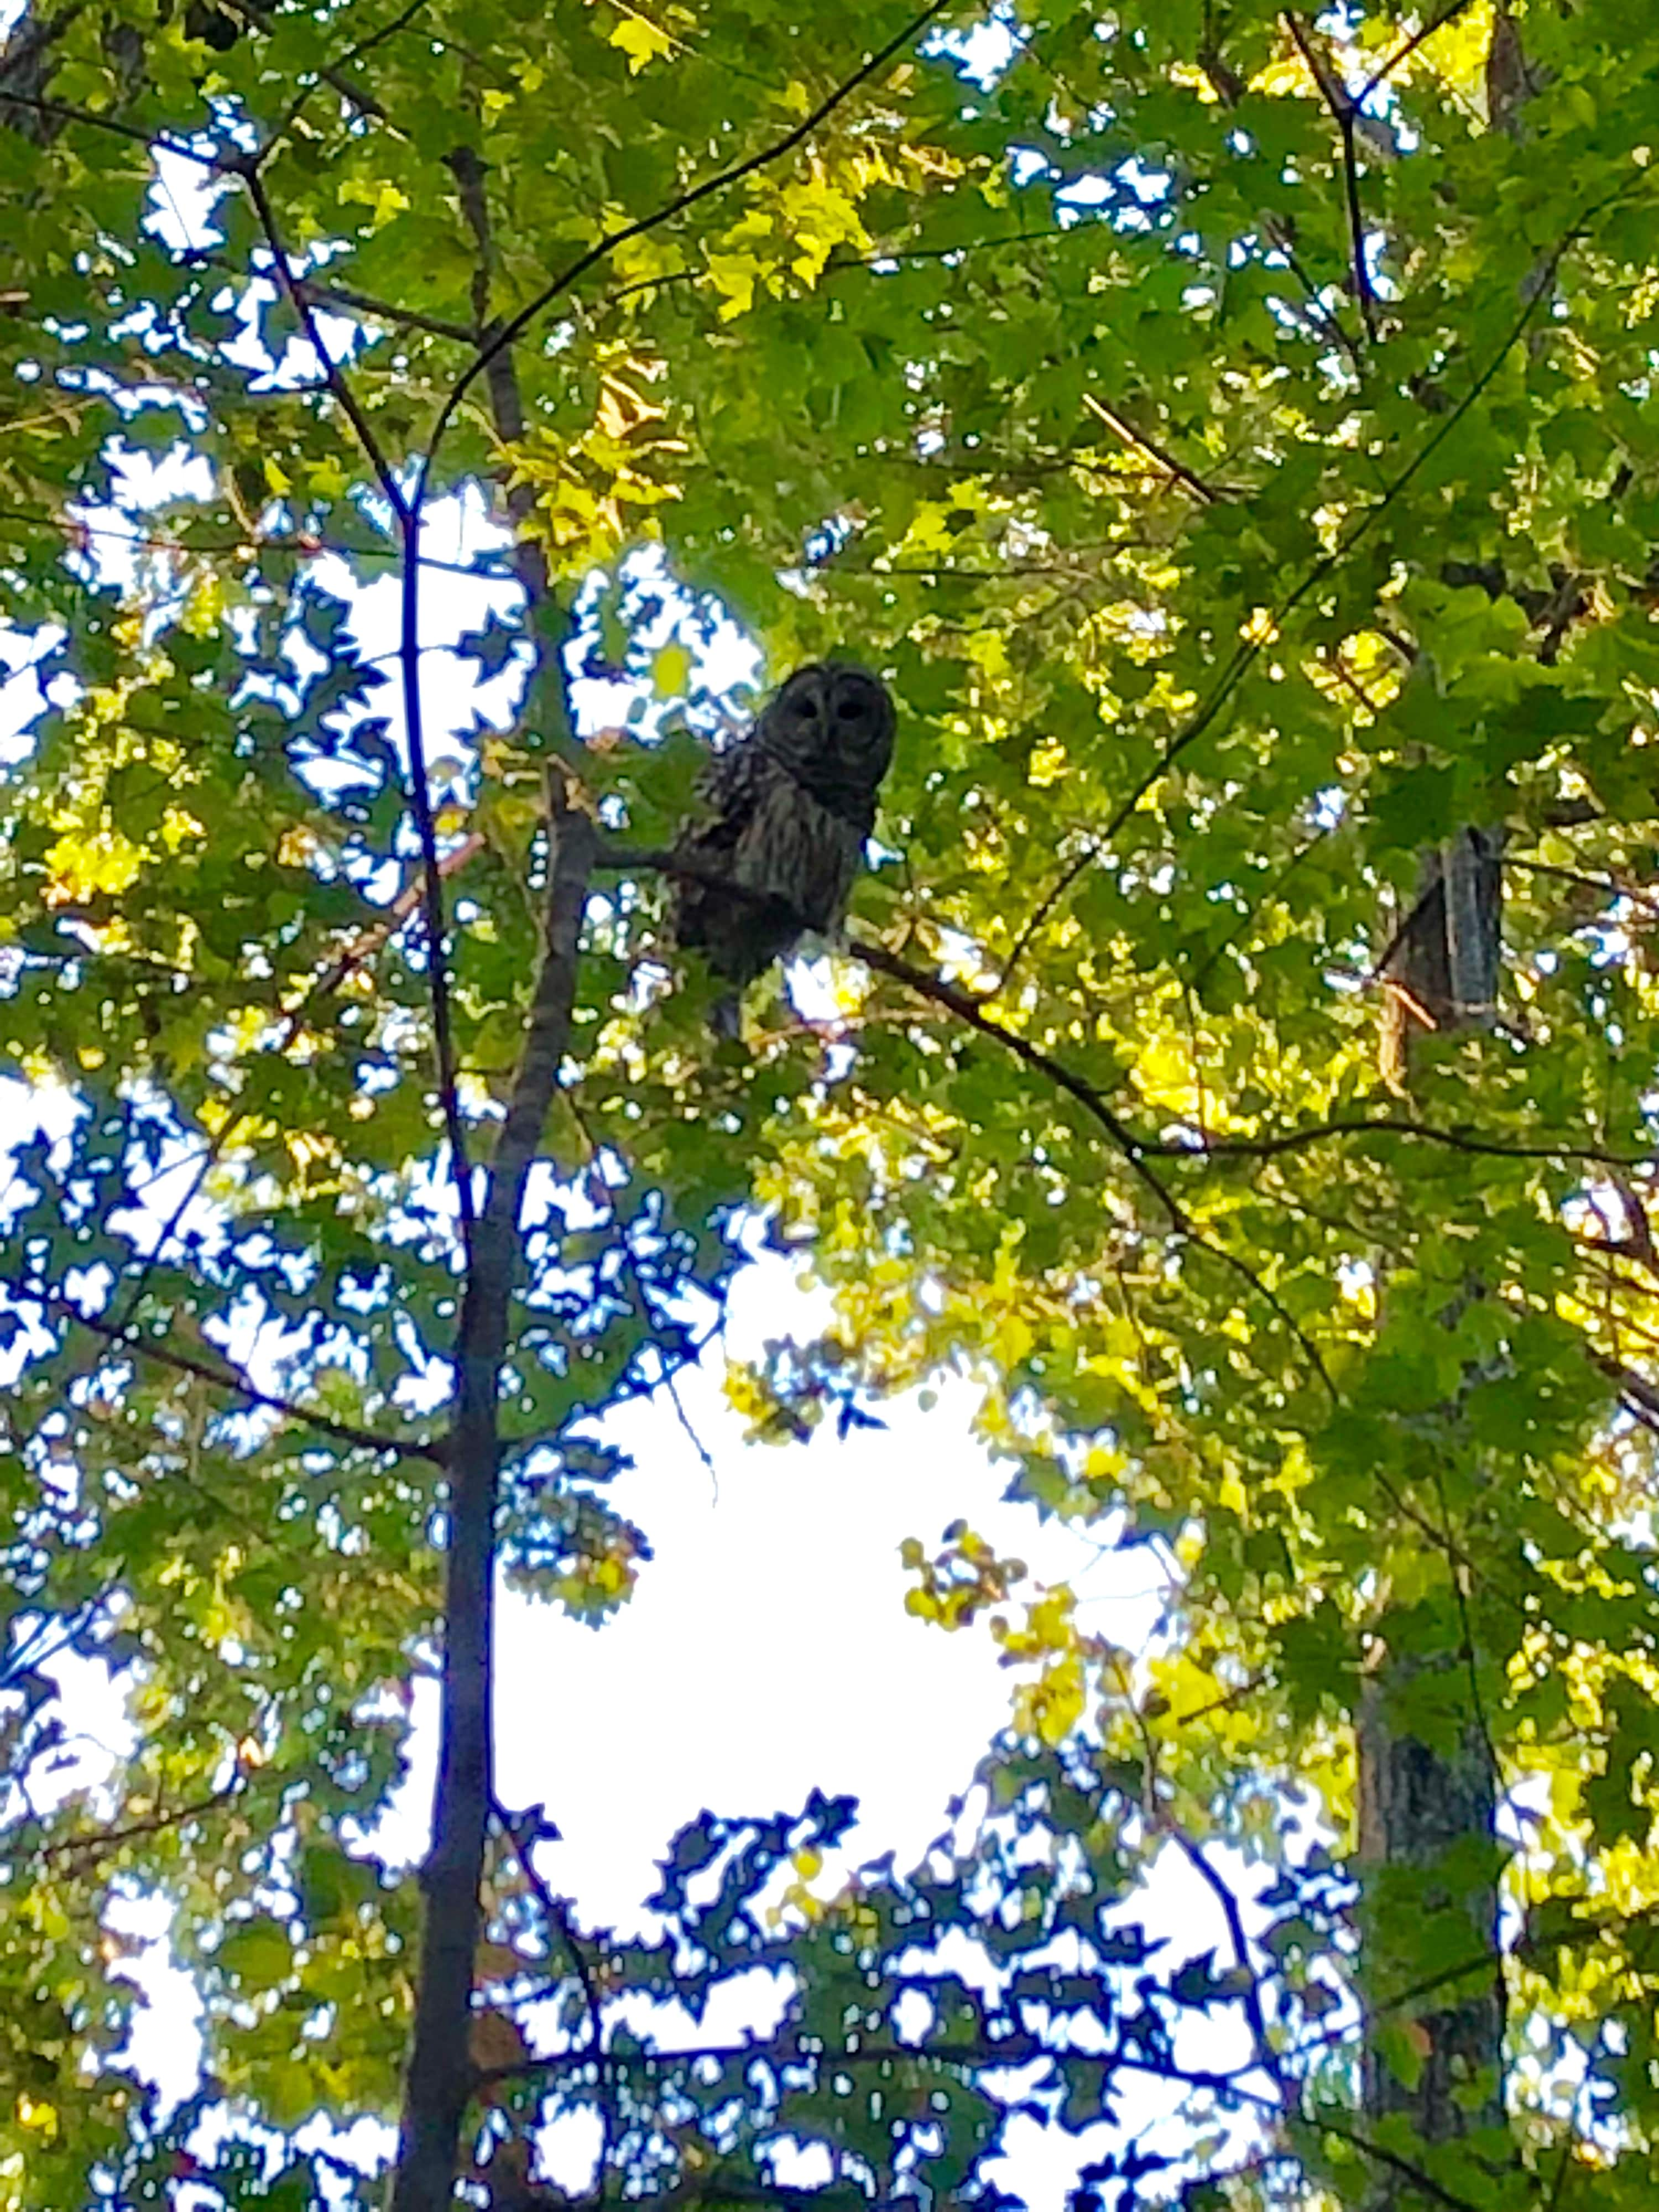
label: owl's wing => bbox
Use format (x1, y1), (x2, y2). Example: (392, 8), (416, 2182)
(667, 742), (802, 984)
(679, 742), (770, 859)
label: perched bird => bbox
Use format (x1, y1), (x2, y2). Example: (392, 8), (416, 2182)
(669, 661), (895, 1033)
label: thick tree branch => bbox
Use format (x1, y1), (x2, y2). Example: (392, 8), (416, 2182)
(598, 844), (1645, 1172)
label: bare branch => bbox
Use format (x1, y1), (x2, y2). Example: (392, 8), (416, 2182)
(239, 160), (409, 524)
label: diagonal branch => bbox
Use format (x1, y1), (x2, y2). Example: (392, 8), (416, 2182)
(179, 251), (476, 343)
(4, 1277), (442, 1462)
(260, 0), (429, 134)
(238, 160), (409, 523)
(1357, 0), (1481, 106)
(32, 1775), (246, 1865)
(596, 843), (1333, 1386)
(0, 85), (232, 164)
(1161, 1820), (1287, 2099)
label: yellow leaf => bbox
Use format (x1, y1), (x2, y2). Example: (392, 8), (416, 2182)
(652, 643), (691, 698)
(308, 453), (348, 499)
(997, 1313), (1033, 1364)
(44, 825), (144, 904)
(608, 10), (672, 72)
(706, 253), (760, 319)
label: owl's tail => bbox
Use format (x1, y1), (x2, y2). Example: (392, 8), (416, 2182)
(710, 990), (744, 1041)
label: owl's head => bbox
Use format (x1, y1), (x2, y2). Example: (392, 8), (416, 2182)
(760, 661), (896, 793)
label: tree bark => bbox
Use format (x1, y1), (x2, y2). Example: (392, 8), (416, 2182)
(1357, 1647), (1507, 2203)
(1364, 838), (1510, 2196)
(389, 782), (595, 2212)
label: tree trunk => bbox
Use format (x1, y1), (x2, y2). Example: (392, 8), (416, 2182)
(1357, 1646), (1507, 2203)
(1364, 844), (1511, 2193)
(1354, 12), (1550, 2183)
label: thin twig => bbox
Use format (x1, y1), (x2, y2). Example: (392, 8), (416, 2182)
(265, 0), (430, 135)
(493, 1794), (619, 2179)
(1283, 11), (1378, 342)
(0, 87), (229, 165)
(1080, 390), (1220, 504)
(239, 161), (409, 523)
(180, 250), (474, 342)
(31, 1776), (243, 1863)
(1162, 1822), (1287, 2097)
(1358, 0), (1481, 105)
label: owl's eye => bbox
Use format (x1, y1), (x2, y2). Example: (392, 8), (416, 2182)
(836, 697), (864, 722)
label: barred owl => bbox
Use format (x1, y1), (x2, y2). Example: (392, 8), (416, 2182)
(670, 661), (895, 1031)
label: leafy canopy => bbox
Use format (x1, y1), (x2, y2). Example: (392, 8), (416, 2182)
(4, 0), (1659, 2205)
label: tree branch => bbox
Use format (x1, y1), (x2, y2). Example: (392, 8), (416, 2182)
(238, 160), (409, 524)
(1282, 10), (1379, 342)
(5, 1277), (444, 1463)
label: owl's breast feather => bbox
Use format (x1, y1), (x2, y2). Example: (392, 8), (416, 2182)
(731, 775), (865, 933)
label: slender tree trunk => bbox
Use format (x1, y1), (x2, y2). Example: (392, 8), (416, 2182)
(389, 135), (594, 2212)
(1364, 857), (1511, 2195)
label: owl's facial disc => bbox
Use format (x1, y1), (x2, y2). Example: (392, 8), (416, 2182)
(829, 673), (893, 762)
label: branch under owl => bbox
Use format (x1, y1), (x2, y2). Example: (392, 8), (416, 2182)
(595, 844), (1655, 1397)
(599, 842), (1172, 1183)
(596, 842), (1642, 1182)
(598, 844), (1324, 1385)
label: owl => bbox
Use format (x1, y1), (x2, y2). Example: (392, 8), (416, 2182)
(669, 661), (896, 1032)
